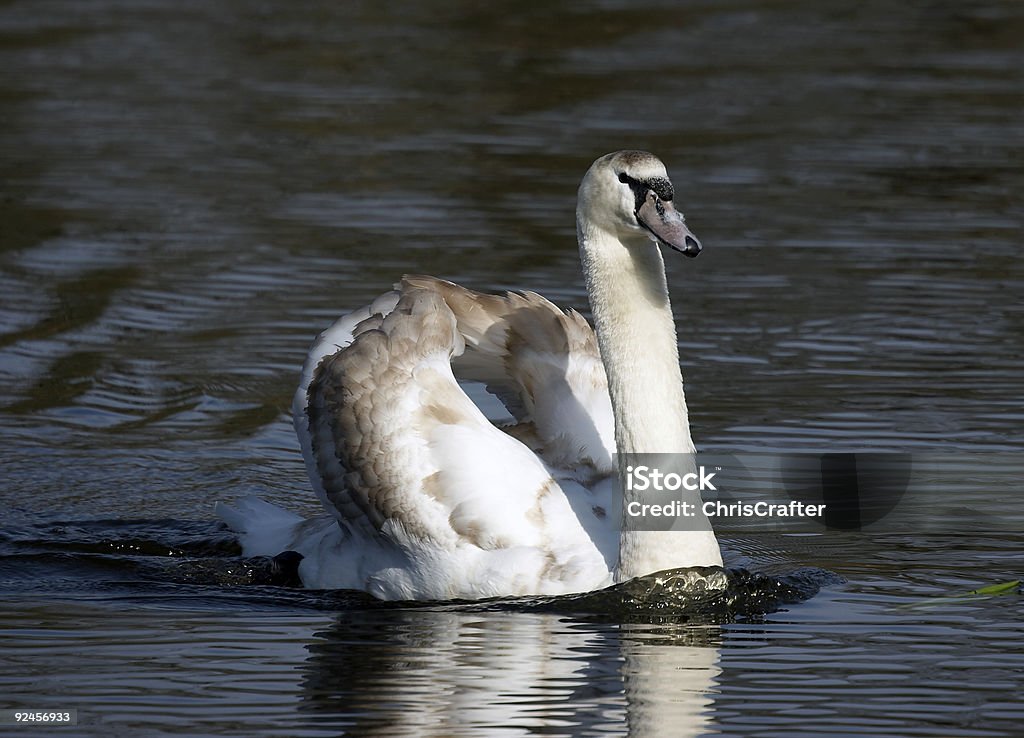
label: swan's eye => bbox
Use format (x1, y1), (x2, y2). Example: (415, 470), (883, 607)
(618, 172), (629, 184)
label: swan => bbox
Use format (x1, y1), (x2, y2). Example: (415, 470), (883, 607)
(217, 150), (723, 599)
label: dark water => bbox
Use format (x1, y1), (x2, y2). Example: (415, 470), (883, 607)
(1, 0), (1022, 735)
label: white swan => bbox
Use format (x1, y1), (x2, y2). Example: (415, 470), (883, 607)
(217, 151), (722, 599)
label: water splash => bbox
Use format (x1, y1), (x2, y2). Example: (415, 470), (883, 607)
(1, 517), (838, 620)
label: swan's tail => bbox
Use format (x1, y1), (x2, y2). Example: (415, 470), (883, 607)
(215, 496), (304, 557)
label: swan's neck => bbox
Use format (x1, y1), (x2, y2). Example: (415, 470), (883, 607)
(579, 224), (694, 456)
(578, 219), (722, 580)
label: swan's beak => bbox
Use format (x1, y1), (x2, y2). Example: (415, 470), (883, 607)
(636, 191), (703, 258)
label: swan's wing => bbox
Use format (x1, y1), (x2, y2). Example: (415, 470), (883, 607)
(401, 275), (615, 476)
(303, 285), (612, 598)
(292, 290), (401, 520)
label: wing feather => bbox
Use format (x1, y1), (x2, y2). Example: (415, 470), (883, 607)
(400, 275), (615, 476)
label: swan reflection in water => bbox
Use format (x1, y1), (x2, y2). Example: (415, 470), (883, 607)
(297, 607), (721, 737)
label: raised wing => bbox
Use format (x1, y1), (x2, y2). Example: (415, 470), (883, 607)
(401, 275), (615, 477)
(300, 283), (612, 598)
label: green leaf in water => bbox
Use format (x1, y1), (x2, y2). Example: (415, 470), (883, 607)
(897, 579), (1021, 610)
(965, 580), (1021, 597)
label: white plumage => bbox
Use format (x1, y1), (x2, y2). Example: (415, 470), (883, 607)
(218, 151), (722, 600)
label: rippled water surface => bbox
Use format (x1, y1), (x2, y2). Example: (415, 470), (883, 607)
(1, 0), (1022, 735)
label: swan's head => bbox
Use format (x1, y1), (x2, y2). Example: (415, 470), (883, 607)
(578, 150), (702, 258)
